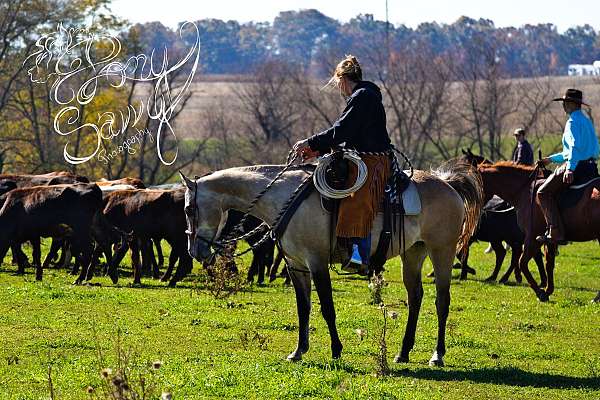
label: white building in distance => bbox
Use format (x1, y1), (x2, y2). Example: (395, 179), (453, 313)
(568, 61), (600, 76)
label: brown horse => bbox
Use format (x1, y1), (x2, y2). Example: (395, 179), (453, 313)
(478, 161), (600, 301)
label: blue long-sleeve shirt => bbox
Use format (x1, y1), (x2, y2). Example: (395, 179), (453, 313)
(549, 109), (599, 170)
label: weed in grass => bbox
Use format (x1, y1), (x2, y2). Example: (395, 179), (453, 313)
(199, 254), (247, 299)
(369, 273), (386, 305)
(375, 305), (390, 377)
(84, 329), (168, 400)
(238, 329), (272, 350)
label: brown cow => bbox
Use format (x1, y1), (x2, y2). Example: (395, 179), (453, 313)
(0, 172), (90, 270)
(0, 183), (102, 283)
(96, 177), (145, 189)
(103, 188), (192, 286)
(0, 171), (89, 187)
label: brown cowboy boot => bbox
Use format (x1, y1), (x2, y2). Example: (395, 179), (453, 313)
(536, 194), (567, 245)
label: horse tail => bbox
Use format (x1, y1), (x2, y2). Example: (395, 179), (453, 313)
(432, 160), (484, 253)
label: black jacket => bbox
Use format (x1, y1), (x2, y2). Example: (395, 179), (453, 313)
(307, 80), (391, 153)
(511, 140), (534, 165)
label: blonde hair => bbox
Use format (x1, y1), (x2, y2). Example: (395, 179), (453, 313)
(322, 54), (362, 91)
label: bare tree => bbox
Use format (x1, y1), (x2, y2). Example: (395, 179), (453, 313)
(234, 61), (305, 161)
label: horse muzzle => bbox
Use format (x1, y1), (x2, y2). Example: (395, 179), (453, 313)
(189, 238), (213, 263)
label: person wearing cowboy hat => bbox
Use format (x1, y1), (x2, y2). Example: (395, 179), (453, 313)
(536, 88), (600, 244)
(511, 127), (534, 165)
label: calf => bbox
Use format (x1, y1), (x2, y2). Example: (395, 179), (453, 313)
(0, 183), (102, 283)
(103, 188), (191, 285)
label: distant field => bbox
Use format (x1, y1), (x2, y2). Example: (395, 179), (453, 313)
(168, 74), (600, 141)
(0, 241), (598, 399)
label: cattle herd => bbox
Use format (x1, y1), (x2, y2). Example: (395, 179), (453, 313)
(0, 171), (281, 287)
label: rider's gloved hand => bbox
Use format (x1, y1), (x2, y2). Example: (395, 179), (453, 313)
(563, 169), (574, 184)
(536, 158), (550, 168)
(293, 139), (319, 160)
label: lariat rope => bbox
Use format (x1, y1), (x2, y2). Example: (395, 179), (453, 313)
(313, 151), (368, 198)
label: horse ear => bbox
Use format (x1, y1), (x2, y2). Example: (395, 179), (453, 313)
(467, 148), (473, 155)
(179, 170), (195, 190)
(461, 149), (467, 155)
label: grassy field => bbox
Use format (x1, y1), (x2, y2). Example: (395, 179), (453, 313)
(0, 240), (599, 399)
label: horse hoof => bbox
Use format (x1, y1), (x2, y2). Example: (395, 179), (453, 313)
(72, 279), (82, 285)
(286, 352), (302, 362)
(393, 354), (409, 363)
(484, 276), (496, 282)
(332, 343), (343, 359)
(428, 351), (444, 367)
(537, 290), (549, 302)
(167, 280), (177, 288)
(160, 276), (169, 282)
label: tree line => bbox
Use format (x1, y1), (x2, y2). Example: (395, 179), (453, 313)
(139, 11), (600, 78)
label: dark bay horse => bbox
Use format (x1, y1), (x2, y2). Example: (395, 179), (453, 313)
(460, 150), (546, 284)
(180, 162), (482, 367)
(478, 161), (600, 301)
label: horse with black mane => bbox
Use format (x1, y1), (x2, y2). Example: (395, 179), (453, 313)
(478, 160), (600, 301)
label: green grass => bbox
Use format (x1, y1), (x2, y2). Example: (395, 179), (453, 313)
(0, 240), (599, 399)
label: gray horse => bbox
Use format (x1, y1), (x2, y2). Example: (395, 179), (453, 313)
(180, 161), (482, 367)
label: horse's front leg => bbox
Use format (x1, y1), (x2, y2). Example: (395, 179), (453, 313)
(311, 263), (342, 359)
(287, 261), (312, 361)
(395, 243), (427, 364)
(519, 240), (547, 301)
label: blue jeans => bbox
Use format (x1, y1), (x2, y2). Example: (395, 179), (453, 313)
(352, 234), (371, 265)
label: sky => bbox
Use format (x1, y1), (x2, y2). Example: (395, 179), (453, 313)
(109, 0), (600, 32)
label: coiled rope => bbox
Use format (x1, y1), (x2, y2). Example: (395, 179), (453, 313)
(313, 151), (368, 199)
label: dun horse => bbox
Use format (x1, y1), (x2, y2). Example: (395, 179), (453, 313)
(478, 161), (600, 301)
(180, 161), (482, 366)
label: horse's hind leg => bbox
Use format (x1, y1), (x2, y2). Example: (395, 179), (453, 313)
(286, 262), (312, 361)
(543, 244), (557, 296)
(534, 248), (547, 288)
(499, 242), (521, 284)
(427, 245), (455, 367)
(395, 243), (427, 364)
(486, 240), (506, 282)
(458, 245), (474, 280)
(311, 262), (343, 359)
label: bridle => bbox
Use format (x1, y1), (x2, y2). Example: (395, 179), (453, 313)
(184, 178), (223, 257)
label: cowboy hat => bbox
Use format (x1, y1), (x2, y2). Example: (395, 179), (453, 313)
(513, 127), (526, 136)
(552, 88), (589, 106)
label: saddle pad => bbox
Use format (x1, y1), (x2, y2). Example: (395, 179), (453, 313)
(559, 176), (600, 209)
(568, 176), (600, 190)
(402, 181), (421, 215)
